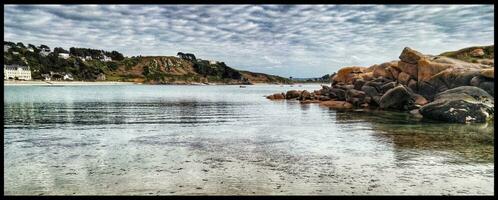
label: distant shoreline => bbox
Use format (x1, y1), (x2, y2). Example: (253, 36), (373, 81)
(4, 80), (327, 86)
(4, 80), (136, 86)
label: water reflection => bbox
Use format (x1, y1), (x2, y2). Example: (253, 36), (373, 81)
(4, 101), (250, 129)
(4, 85), (494, 195)
(332, 110), (494, 163)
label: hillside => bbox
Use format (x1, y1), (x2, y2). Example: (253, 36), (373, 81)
(439, 45), (494, 66)
(239, 70), (291, 84)
(107, 56), (238, 84)
(106, 56), (292, 84)
(4, 41), (290, 84)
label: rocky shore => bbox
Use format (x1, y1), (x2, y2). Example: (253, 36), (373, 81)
(267, 47), (494, 123)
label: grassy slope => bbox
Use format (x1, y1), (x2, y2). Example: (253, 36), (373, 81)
(107, 56), (291, 84)
(439, 45), (494, 63)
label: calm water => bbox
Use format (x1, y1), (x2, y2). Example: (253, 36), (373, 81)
(4, 84), (494, 195)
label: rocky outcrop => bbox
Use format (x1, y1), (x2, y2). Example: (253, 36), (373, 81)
(480, 68), (494, 78)
(266, 93), (285, 100)
(470, 48), (485, 57)
(266, 46), (494, 123)
(332, 66), (367, 84)
(399, 47), (425, 64)
(329, 88), (346, 100)
(319, 100), (353, 109)
(419, 86), (494, 123)
(439, 45), (494, 65)
(285, 90), (301, 99)
(379, 85), (413, 110)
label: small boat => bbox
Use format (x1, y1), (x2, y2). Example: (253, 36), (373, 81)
(239, 85), (246, 88)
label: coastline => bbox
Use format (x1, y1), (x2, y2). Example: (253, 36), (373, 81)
(4, 80), (137, 86)
(3, 80), (324, 86)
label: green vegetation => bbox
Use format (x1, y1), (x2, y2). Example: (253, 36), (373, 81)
(70, 47), (124, 61)
(287, 74), (330, 83)
(439, 45), (494, 63)
(4, 41), (120, 80)
(4, 41), (291, 84)
(122, 57), (140, 70)
(192, 60), (242, 80)
(143, 59), (166, 81)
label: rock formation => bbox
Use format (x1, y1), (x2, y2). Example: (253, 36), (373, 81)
(419, 86), (494, 123)
(266, 46), (494, 123)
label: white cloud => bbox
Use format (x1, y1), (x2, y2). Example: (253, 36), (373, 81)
(3, 4), (494, 77)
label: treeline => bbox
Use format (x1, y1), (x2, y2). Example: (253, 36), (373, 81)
(5, 41), (288, 84)
(4, 41), (124, 61)
(4, 41), (122, 80)
(291, 74), (331, 83)
(70, 47), (124, 61)
(192, 59), (242, 80)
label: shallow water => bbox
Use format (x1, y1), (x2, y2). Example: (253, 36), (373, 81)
(3, 84), (494, 195)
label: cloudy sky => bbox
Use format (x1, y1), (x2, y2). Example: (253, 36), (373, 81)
(4, 5), (494, 77)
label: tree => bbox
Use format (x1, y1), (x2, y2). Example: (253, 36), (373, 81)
(177, 52), (185, 58)
(321, 74), (330, 80)
(185, 53), (196, 60)
(28, 44), (37, 49)
(16, 42), (25, 48)
(106, 61), (119, 71)
(39, 44), (50, 50)
(28, 44), (40, 53)
(53, 47), (69, 54)
(177, 52), (196, 61)
(110, 51), (124, 61)
(4, 41), (15, 46)
(143, 66), (150, 76)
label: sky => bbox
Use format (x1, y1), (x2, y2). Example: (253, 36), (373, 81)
(4, 4), (494, 78)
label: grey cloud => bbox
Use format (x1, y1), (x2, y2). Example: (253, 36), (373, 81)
(4, 4), (494, 77)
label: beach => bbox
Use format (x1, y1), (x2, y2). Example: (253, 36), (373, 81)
(4, 80), (137, 86)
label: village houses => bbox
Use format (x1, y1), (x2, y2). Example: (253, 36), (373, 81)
(58, 53), (70, 59)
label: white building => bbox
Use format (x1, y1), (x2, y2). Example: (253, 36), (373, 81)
(4, 65), (32, 80)
(4, 45), (11, 52)
(63, 73), (74, 81)
(42, 74), (51, 81)
(59, 53), (70, 59)
(80, 56), (93, 61)
(40, 48), (50, 56)
(102, 55), (112, 61)
(209, 60), (219, 65)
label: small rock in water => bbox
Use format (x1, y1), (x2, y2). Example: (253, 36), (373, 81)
(409, 109), (423, 118)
